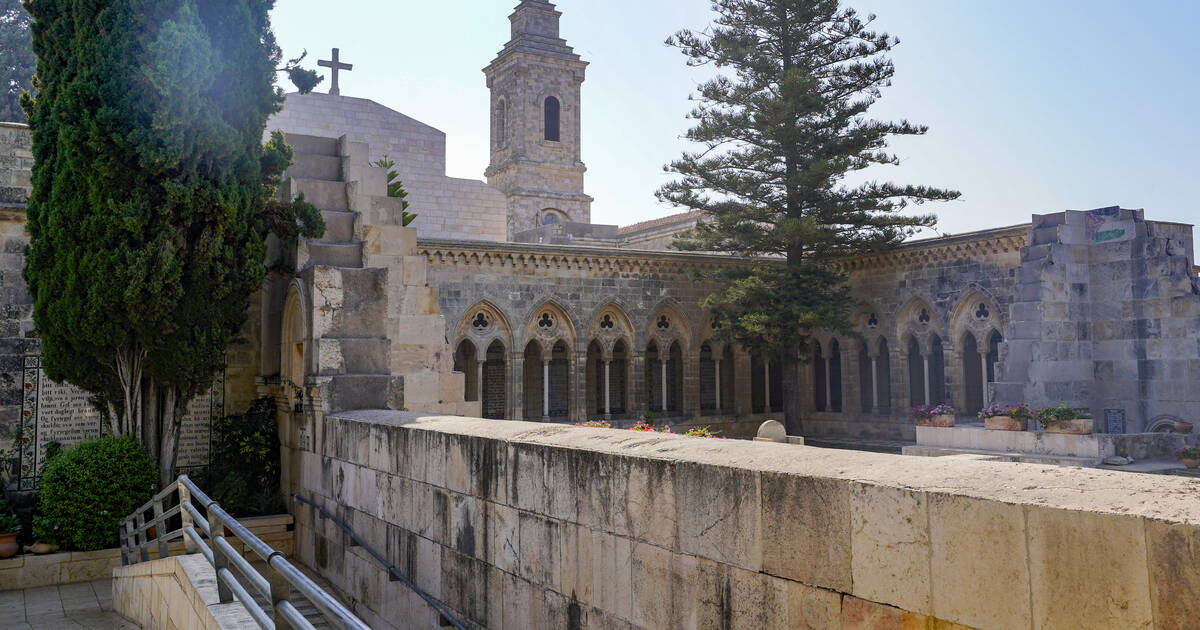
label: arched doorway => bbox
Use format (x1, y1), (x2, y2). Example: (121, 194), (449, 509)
(454, 340), (479, 403)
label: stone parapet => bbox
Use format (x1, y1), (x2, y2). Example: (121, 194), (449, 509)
(113, 554), (257, 630)
(289, 410), (1200, 629)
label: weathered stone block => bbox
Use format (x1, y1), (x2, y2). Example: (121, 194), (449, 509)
(850, 483), (932, 615)
(761, 473), (852, 592)
(625, 457), (676, 550)
(674, 462), (762, 572)
(929, 493), (1030, 630)
(1144, 519), (1200, 630)
(1026, 506), (1152, 629)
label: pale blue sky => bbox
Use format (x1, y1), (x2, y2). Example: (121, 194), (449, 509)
(270, 1), (1200, 241)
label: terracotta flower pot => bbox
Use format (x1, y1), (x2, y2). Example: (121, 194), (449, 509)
(0, 532), (18, 559)
(1174, 421), (1194, 434)
(1180, 457), (1200, 469)
(917, 414), (955, 428)
(1044, 418), (1093, 435)
(25, 542), (58, 555)
(985, 415), (1025, 431)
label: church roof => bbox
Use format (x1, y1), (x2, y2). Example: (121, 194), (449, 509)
(617, 211), (703, 235)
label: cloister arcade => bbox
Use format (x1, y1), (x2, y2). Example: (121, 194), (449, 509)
(450, 290), (1007, 426)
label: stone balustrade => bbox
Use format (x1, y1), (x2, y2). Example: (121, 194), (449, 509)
(288, 410), (1200, 629)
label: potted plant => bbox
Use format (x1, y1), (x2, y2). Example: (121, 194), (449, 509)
(25, 515), (60, 554)
(1178, 447), (1200, 469)
(1174, 421), (1194, 434)
(0, 512), (20, 559)
(979, 404), (1032, 431)
(1037, 404), (1094, 435)
(913, 404), (956, 427)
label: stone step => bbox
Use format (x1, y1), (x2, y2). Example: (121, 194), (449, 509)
(320, 210), (356, 243)
(289, 177), (347, 211)
(287, 153), (342, 181)
(320, 337), (391, 375)
(283, 133), (339, 157)
(308, 241), (363, 268)
(328, 374), (393, 412)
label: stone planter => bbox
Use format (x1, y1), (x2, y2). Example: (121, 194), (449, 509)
(1180, 457), (1200, 469)
(1043, 418), (1093, 435)
(0, 532), (18, 559)
(1174, 421), (1194, 434)
(917, 414), (955, 428)
(984, 415), (1025, 431)
(25, 542), (58, 555)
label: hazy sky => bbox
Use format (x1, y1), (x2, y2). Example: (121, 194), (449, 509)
(270, 1), (1200, 240)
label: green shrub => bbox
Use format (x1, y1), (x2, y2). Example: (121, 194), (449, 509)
(39, 435), (157, 551)
(210, 396), (284, 516)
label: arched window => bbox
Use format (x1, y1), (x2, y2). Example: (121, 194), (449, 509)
(543, 213), (558, 225)
(544, 96), (560, 142)
(829, 340), (843, 412)
(699, 344), (716, 412)
(876, 338), (891, 413)
(930, 335), (946, 405)
(962, 333), (983, 414)
(494, 99), (506, 148)
(483, 340), (506, 419)
(812, 344), (826, 412)
(858, 342), (873, 412)
(908, 337), (925, 407)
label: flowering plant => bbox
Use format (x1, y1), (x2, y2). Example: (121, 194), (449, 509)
(1036, 404), (1091, 429)
(630, 418), (672, 433)
(1177, 447), (1200, 459)
(684, 426), (725, 439)
(978, 404), (1033, 421)
(576, 420), (612, 428)
(32, 516), (60, 545)
(911, 404), (955, 420)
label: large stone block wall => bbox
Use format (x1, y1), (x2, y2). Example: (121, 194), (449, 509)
(0, 123), (35, 453)
(288, 410), (1200, 629)
(268, 92), (508, 243)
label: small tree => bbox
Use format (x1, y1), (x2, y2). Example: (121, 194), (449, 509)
(659, 0), (959, 434)
(0, 0), (34, 122)
(22, 0), (320, 487)
(371, 155), (418, 226)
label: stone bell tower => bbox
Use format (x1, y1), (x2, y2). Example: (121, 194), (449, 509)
(484, 0), (592, 240)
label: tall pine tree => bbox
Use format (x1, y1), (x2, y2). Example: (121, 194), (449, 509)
(0, 0), (33, 122)
(659, 0), (959, 434)
(22, 0), (320, 487)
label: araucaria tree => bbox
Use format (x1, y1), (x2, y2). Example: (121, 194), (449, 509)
(22, 0), (320, 487)
(659, 0), (959, 434)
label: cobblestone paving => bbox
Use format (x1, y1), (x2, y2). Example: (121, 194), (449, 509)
(0, 579), (139, 630)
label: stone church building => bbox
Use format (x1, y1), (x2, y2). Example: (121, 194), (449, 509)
(2, 0), (1199, 446)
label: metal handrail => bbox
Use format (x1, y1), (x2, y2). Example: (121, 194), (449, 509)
(120, 475), (370, 630)
(291, 493), (468, 630)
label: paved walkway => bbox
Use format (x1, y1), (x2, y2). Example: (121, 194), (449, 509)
(0, 579), (139, 630)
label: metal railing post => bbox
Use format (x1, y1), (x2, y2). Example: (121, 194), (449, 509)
(179, 482), (196, 553)
(209, 510), (233, 604)
(153, 497), (168, 560)
(135, 510), (149, 563)
(268, 555), (294, 630)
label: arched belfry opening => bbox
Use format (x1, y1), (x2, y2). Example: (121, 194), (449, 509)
(544, 96), (560, 142)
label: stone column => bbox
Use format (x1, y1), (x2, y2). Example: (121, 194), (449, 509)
(715, 358), (723, 413)
(923, 357), (931, 406)
(823, 357), (832, 412)
(660, 360), (668, 412)
(476, 360), (484, 404)
(871, 356), (879, 413)
(542, 359), (551, 420)
(980, 351), (990, 407)
(603, 360), (611, 418)
(510, 355), (523, 421)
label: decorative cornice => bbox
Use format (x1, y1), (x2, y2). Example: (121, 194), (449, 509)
(839, 225), (1030, 272)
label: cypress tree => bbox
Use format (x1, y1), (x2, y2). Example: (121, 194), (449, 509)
(659, 0), (959, 434)
(22, 0), (319, 486)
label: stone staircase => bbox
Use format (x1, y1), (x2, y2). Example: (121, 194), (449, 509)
(279, 133), (479, 417)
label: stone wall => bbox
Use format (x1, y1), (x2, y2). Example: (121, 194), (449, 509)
(288, 410), (1200, 629)
(113, 554), (258, 630)
(267, 92), (508, 243)
(0, 123), (35, 453)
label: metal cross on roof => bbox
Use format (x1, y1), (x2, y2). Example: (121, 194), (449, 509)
(317, 48), (353, 96)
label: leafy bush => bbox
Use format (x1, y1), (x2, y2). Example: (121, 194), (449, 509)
(684, 426), (725, 439)
(575, 420), (612, 428)
(210, 396), (284, 517)
(978, 404), (1033, 421)
(0, 500), (19, 533)
(1036, 404), (1091, 429)
(32, 515), (60, 545)
(39, 435), (157, 551)
(1178, 447), (1200, 460)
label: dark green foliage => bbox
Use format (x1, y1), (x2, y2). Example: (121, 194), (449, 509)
(21, 0), (315, 486)
(659, 0), (959, 431)
(0, 0), (33, 122)
(371, 155), (418, 226)
(39, 435), (157, 551)
(261, 130), (325, 250)
(209, 396), (284, 516)
(279, 50), (323, 94)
